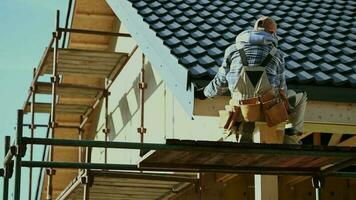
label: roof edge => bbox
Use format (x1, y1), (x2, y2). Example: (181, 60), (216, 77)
(289, 84), (356, 103)
(107, 0), (194, 116)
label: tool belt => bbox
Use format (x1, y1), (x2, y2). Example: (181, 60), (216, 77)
(219, 89), (289, 131)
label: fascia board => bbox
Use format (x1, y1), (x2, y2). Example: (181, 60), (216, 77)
(107, 0), (194, 116)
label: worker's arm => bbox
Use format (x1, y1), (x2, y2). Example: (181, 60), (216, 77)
(277, 50), (287, 92)
(203, 45), (234, 98)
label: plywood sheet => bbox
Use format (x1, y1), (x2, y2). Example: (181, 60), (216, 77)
(139, 139), (356, 176)
(40, 48), (127, 78)
(57, 171), (198, 200)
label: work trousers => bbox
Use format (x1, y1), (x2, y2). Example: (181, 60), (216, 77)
(237, 90), (308, 144)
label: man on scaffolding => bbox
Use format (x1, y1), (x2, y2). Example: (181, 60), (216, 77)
(196, 16), (307, 144)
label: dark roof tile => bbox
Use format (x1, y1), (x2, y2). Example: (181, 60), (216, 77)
(323, 54), (338, 63)
(198, 24), (212, 32)
(199, 38), (214, 48)
(342, 47), (355, 56)
(188, 65), (208, 77)
(183, 23), (197, 31)
(285, 69), (297, 81)
(207, 47), (223, 58)
(296, 44), (310, 53)
(286, 60), (301, 70)
(174, 29), (189, 38)
(302, 61), (319, 71)
(176, 15), (189, 23)
(311, 45), (326, 54)
(198, 10), (211, 18)
(207, 66), (219, 77)
(179, 54), (197, 65)
(280, 42), (294, 52)
(295, 71), (314, 83)
(182, 37), (197, 47)
(307, 53), (322, 62)
(164, 36), (181, 48)
(190, 46), (205, 56)
(167, 22), (181, 31)
(207, 31), (220, 40)
(215, 39), (230, 49)
(291, 52), (306, 61)
(335, 63), (352, 73)
(171, 45), (189, 56)
(320, 63), (335, 72)
(348, 74), (356, 87)
(327, 46), (342, 54)
(339, 55), (354, 64)
(144, 14), (159, 23)
(313, 71), (332, 85)
(304, 30), (317, 38)
(191, 30), (204, 39)
(284, 36), (298, 44)
(330, 72), (348, 86)
(157, 29), (173, 39)
(330, 39), (344, 47)
(151, 21), (166, 31)
(315, 38), (328, 46)
(198, 55), (215, 67)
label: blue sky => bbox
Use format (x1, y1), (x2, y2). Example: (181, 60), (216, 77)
(0, 1), (68, 199)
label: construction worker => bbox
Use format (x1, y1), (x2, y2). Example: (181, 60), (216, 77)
(196, 16), (307, 144)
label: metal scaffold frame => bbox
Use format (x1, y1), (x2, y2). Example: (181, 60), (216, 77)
(1, 9), (356, 200)
(0, 9), (137, 200)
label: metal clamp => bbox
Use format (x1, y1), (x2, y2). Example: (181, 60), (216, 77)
(138, 82), (148, 89)
(48, 122), (58, 129)
(50, 75), (60, 83)
(137, 127), (147, 134)
(29, 124), (36, 130)
(46, 168), (56, 176)
(16, 144), (27, 158)
(103, 90), (111, 97)
(312, 176), (324, 189)
(102, 128), (110, 134)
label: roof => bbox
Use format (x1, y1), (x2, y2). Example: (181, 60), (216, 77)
(110, 0), (356, 88)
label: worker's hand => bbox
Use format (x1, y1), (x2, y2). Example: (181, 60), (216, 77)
(195, 87), (207, 100)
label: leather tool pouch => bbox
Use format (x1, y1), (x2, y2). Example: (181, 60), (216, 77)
(239, 97), (261, 122)
(262, 98), (288, 127)
(278, 89), (290, 114)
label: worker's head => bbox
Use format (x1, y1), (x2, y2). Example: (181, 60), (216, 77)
(254, 16), (277, 34)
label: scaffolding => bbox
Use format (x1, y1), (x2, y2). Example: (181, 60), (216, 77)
(1, 10), (356, 200)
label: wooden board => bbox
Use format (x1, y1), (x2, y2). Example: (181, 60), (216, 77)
(39, 48), (128, 78)
(24, 102), (90, 115)
(36, 82), (103, 98)
(139, 139), (356, 176)
(56, 171), (198, 200)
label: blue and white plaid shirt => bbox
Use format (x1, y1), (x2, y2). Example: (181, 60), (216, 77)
(204, 30), (287, 98)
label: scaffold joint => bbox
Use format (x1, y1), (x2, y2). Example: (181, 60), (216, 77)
(46, 168), (56, 176)
(16, 144), (27, 157)
(312, 176), (324, 189)
(29, 124), (36, 130)
(138, 82), (148, 89)
(102, 128), (110, 134)
(48, 122), (58, 129)
(137, 127), (147, 134)
(50, 75), (60, 83)
(103, 89), (111, 97)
